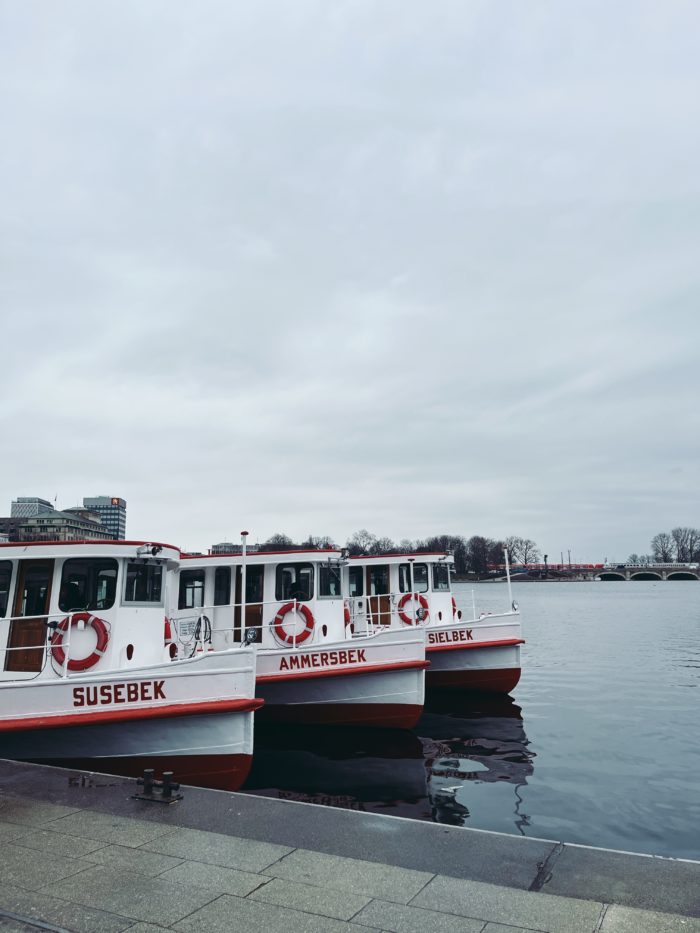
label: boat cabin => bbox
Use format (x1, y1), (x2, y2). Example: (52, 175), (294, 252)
(0, 540), (181, 681)
(345, 552), (456, 629)
(174, 548), (348, 650)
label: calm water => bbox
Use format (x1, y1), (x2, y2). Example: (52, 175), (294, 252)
(243, 581), (700, 859)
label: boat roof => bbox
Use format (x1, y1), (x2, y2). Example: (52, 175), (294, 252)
(182, 548), (343, 566)
(349, 552), (453, 564)
(0, 540), (181, 562)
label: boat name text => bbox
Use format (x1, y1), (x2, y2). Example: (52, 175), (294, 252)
(72, 681), (166, 707)
(428, 629), (474, 645)
(279, 649), (367, 671)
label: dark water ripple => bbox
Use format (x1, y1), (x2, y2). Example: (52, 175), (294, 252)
(242, 581), (700, 859)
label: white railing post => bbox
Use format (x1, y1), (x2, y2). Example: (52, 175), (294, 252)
(240, 530), (248, 643)
(408, 558), (416, 625)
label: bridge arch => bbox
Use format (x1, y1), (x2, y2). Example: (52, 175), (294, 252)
(597, 572), (626, 581)
(630, 571), (662, 581)
(666, 571), (698, 581)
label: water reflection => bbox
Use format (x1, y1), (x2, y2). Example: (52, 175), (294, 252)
(419, 692), (535, 831)
(242, 693), (536, 832)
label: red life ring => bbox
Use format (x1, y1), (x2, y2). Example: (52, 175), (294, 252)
(51, 612), (110, 672)
(272, 602), (315, 646)
(397, 592), (429, 625)
(344, 601), (351, 626)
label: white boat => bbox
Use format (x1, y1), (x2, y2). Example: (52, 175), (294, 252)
(347, 552), (523, 693)
(0, 540), (261, 790)
(171, 543), (427, 729)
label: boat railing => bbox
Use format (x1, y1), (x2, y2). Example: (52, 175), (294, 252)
(0, 610), (88, 681)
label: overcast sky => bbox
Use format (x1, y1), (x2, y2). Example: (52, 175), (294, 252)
(1, 1), (699, 560)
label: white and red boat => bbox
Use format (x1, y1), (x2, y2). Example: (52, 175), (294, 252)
(172, 542), (427, 729)
(0, 540), (262, 790)
(347, 553), (523, 693)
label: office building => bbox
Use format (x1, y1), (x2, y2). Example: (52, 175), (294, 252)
(82, 496), (127, 539)
(11, 497), (53, 518)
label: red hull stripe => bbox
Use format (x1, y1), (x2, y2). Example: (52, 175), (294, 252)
(26, 753), (253, 792)
(427, 667), (521, 693)
(0, 697), (264, 733)
(427, 637), (524, 654)
(257, 658), (429, 684)
(258, 702), (423, 729)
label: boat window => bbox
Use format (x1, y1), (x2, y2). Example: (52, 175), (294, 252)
(368, 565), (390, 595)
(399, 563), (428, 593)
(432, 563), (451, 591)
(179, 569), (205, 610)
(59, 559), (118, 612)
(0, 562), (12, 617)
(275, 563), (313, 602)
(214, 567), (231, 606)
(124, 561), (163, 604)
(244, 565), (264, 604)
(348, 566), (363, 597)
(319, 565), (342, 598)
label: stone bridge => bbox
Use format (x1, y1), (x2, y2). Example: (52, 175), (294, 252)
(596, 563), (699, 581)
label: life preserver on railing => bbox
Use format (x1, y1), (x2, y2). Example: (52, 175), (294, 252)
(272, 602), (315, 646)
(397, 592), (429, 625)
(451, 596), (462, 621)
(344, 601), (351, 626)
(51, 612), (110, 672)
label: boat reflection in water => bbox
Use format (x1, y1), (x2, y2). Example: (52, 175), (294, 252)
(242, 693), (535, 833)
(418, 692), (535, 831)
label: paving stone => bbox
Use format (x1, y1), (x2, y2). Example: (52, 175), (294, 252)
(547, 844), (700, 918)
(0, 823), (32, 845)
(0, 795), (80, 827)
(14, 829), (107, 858)
(121, 926), (171, 932)
(353, 898), (485, 932)
(250, 877), (372, 921)
(600, 904), (700, 932)
(85, 845), (183, 877)
(0, 881), (133, 933)
(411, 874), (603, 933)
(265, 848), (434, 904)
(157, 860), (265, 896)
(141, 827), (292, 872)
(39, 865), (218, 926)
(172, 894), (379, 933)
(0, 844), (93, 892)
(46, 811), (176, 848)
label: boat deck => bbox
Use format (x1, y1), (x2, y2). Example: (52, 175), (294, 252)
(0, 758), (697, 932)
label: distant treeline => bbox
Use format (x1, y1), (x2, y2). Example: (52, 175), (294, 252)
(633, 528), (700, 564)
(259, 530), (541, 576)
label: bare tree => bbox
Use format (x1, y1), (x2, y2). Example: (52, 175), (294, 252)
(671, 527), (695, 562)
(259, 533), (296, 552)
(346, 529), (377, 556)
(651, 532), (674, 562)
(466, 536), (490, 574)
(505, 536), (540, 564)
(369, 536), (396, 554)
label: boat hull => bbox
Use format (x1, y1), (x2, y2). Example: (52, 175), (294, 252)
(4, 708), (255, 791)
(0, 651), (260, 791)
(425, 613), (523, 694)
(256, 629), (427, 728)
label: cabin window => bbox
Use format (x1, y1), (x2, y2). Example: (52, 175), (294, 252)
(368, 565), (390, 595)
(214, 567), (231, 606)
(432, 563), (450, 591)
(275, 563), (313, 602)
(179, 569), (205, 610)
(124, 561), (163, 604)
(59, 559), (118, 612)
(319, 565), (342, 598)
(399, 563), (428, 593)
(348, 566), (363, 597)
(0, 561), (12, 617)
(244, 566), (264, 604)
